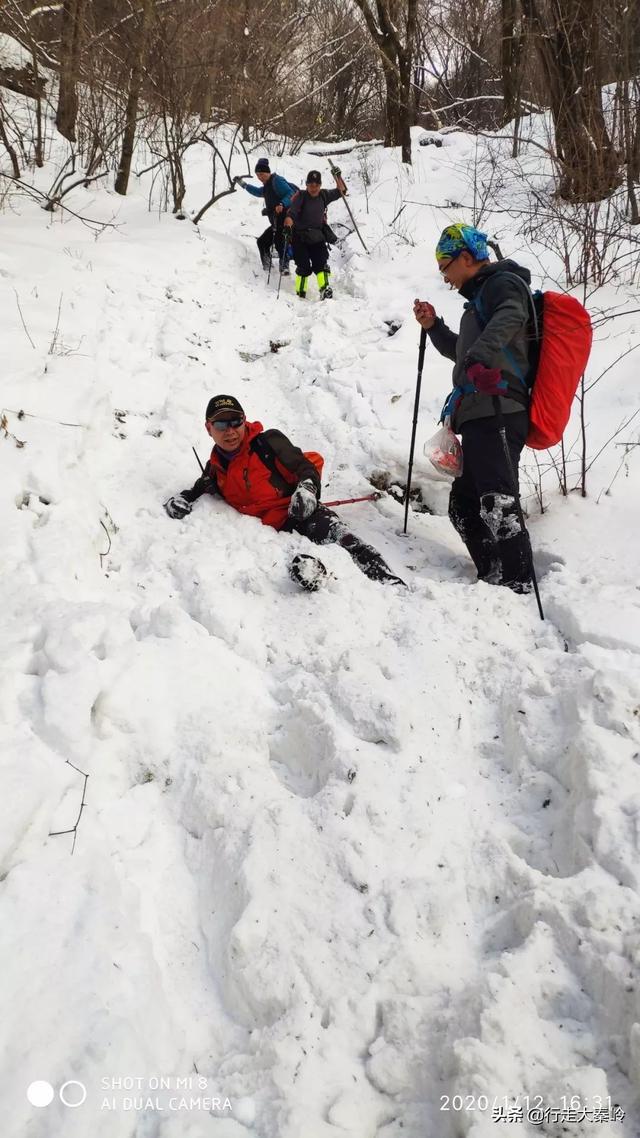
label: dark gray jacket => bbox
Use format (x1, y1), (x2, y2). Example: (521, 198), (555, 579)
(286, 187), (341, 240)
(429, 259), (534, 430)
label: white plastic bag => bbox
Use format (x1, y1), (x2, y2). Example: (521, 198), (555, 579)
(424, 419), (463, 478)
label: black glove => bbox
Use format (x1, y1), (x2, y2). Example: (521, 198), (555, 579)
(288, 480), (318, 521)
(164, 494), (192, 519)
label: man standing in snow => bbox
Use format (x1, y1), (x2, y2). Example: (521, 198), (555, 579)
(235, 158), (298, 273)
(164, 395), (404, 586)
(414, 222), (534, 593)
(283, 168), (347, 300)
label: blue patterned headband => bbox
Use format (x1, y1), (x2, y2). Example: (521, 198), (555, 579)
(435, 223), (489, 263)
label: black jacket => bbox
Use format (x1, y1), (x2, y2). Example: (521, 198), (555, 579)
(429, 259), (535, 430)
(286, 188), (341, 239)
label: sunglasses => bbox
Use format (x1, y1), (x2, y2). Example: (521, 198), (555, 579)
(208, 417), (244, 431)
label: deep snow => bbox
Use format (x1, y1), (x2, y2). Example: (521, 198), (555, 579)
(1, 98), (640, 1138)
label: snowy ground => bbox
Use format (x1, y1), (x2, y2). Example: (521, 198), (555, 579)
(1, 105), (640, 1138)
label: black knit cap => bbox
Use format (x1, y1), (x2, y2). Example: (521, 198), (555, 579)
(255, 158), (270, 173)
(306, 170), (322, 184)
(206, 394), (245, 420)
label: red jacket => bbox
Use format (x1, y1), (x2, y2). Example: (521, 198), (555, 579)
(193, 420), (321, 530)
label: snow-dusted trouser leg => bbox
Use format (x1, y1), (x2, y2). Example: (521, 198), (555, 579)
(479, 492), (532, 591)
(479, 493), (521, 541)
(290, 506), (404, 584)
(449, 486), (498, 582)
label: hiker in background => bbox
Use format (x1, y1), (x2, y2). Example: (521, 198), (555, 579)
(414, 222), (534, 593)
(235, 158), (298, 274)
(164, 395), (404, 587)
(284, 168), (347, 300)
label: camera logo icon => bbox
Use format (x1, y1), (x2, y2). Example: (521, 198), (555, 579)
(27, 1080), (87, 1108)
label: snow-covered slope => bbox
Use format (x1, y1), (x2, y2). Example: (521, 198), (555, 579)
(1, 118), (639, 1138)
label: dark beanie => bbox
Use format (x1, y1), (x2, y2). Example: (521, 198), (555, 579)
(306, 170), (322, 184)
(255, 158), (270, 174)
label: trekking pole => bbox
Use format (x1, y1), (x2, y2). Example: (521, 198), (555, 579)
(277, 222), (295, 299)
(266, 219), (277, 285)
(492, 398), (544, 621)
(403, 327), (427, 534)
(192, 446), (204, 474)
(276, 228), (288, 300)
(328, 162), (368, 253)
(324, 492), (381, 507)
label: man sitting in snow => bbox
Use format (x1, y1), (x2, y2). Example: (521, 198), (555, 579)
(414, 222), (534, 594)
(164, 395), (404, 587)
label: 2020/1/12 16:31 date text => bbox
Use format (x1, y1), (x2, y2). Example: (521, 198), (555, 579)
(440, 1094), (621, 1113)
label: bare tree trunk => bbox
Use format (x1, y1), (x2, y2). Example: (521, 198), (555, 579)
(620, 81), (640, 223)
(56, 0), (85, 142)
(115, 0), (155, 195)
(28, 46), (45, 166)
(200, 66), (215, 122)
(0, 98), (20, 178)
(384, 64), (402, 146)
(398, 49), (413, 162)
(501, 0), (522, 124)
(521, 0), (620, 201)
(354, 0), (417, 164)
(161, 108), (186, 214)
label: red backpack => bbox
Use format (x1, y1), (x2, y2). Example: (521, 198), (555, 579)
(527, 291), (592, 449)
(474, 274), (593, 450)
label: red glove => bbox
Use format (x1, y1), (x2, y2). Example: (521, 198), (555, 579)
(466, 362), (504, 395)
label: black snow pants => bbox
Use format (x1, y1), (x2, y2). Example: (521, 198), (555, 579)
(283, 505), (402, 584)
(449, 411), (532, 592)
(291, 235), (329, 277)
(257, 218), (286, 266)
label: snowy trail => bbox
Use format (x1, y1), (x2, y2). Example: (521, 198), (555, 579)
(2, 134), (639, 1138)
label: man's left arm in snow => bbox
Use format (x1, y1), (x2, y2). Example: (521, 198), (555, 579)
(465, 275), (531, 369)
(262, 430), (322, 496)
(181, 461), (219, 503)
(164, 462), (219, 519)
(242, 182), (265, 198)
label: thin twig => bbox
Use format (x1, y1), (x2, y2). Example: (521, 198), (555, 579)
(2, 407), (85, 428)
(578, 408), (640, 483)
(49, 761), (89, 856)
(13, 289), (36, 349)
(99, 518), (112, 568)
(1, 173), (119, 232)
(48, 292), (63, 354)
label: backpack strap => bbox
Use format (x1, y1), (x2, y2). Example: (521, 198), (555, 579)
(471, 271), (540, 388)
(474, 272), (541, 341)
(250, 433), (295, 495)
